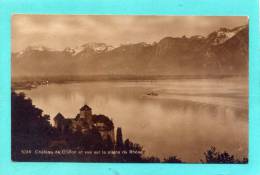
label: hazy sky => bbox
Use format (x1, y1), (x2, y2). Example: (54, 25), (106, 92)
(12, 15), (248, 52)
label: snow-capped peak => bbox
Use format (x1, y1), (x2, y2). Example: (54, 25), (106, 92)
(64, 43), (116, 56)
(208, 25), (247, 45)
(64, 47), (76, 54)
(81, 42), (115, 53)
(68, 46), (85, 56)
(190, 35), (205, 40)
(138, 42), (151, 47)
(119, 42), (151, 47)
(16, 50), (25, 56)
(25, 45), (53, 52)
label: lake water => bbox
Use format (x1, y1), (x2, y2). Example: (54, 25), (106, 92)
(18, 77), (248, 162)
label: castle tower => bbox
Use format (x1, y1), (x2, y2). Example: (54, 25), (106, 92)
(80, 104), (92, 118)
(79, 104), (93, 128)
(54, 113), (65, 132)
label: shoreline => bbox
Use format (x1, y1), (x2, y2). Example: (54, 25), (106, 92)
(11, 74), (248, 90)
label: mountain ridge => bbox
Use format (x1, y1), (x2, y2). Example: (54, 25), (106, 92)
(12, 25), (248, 77)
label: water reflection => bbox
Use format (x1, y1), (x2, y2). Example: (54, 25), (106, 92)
(19, 78), (248, 162)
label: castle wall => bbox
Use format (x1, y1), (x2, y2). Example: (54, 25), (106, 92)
(80, 110), (92, 118)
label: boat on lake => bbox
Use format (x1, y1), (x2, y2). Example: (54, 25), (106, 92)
(146, 91), (158, 96)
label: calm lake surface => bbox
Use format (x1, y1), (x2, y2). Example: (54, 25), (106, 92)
(19, 77), (248, 162)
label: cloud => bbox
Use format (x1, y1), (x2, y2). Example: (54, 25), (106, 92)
(12, 15), (248, 52)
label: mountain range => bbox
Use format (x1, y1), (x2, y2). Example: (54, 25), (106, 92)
(12, 25), (248, 78)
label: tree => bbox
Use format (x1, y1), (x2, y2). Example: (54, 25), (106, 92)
(116, 127), (123, 150)
(122, 139), (144, 162)
(163, 156), (183, 163)
(202, 146), (248, 164)
(143, 156), (160, 163)
(103, 136), (114, 150)
(11, 91), (55, 160)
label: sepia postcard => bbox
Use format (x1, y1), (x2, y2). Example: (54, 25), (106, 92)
(11, 15), (248, 163)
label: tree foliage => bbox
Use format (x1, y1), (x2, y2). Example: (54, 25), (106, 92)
(163, 156), (183, 163)
(202, 146), (248, 164)
(116, 127), (123, 150)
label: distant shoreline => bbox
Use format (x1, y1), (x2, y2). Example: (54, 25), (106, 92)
(11, 74), (248, 90)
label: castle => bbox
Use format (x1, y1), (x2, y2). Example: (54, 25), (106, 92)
(54, 105), (115, 143)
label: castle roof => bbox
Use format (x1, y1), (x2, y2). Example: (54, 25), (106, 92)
(54, 113), (65, 120)
(80, 104), (92, 111)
